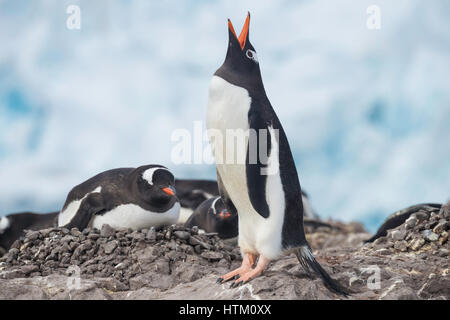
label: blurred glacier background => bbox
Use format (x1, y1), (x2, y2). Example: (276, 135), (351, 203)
(0, 0), (449, 232)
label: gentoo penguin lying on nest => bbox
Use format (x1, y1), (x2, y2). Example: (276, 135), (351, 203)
(0, 211), (58, 253)
(176, 178), (318, 224)
(174, 179), (219, 223)
(185, 196), (330, 240)
(185, 196), (238, 239)
(206, 13), (348, 295)
(57, 165), (180, 231)
(365, 203), (442, 243)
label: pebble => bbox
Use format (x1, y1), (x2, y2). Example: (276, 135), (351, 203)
(146, 227), (156, 240)
(425, 232), (439, 242)
(100, 224), (115, 238)
(103, 240), (118, 254)
(0, 224), (237, 290)
(433, 221), (448, 234)
(174, 231), (190, 240)
(410, 238), (425, 251)
(394, 240), (408, 252)
(405, 216), (418, 229)
(391, 230), (406, 241)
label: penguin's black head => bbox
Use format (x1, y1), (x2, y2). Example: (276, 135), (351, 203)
(209, 197), (236, 222)
(208, 197), (238, 238)
(215, 12), (264, 92)
(135, 165), (177, 206)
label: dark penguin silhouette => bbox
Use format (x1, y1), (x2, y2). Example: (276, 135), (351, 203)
(365, 203), (442, 243)
(206, 13), (347, 295)
(185, 196), (238, 239)
(57, 165), (179, 231)
(174, 179), (219, 223)
(0, 211), (58, 252)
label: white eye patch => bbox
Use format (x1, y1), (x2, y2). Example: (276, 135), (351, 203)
(246, 49), (258, 63)
(211, 197), (220, 215)
(142, 167), (169, 185)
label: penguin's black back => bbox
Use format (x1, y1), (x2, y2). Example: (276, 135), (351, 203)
(365, 203), (442, 243)
(175, 179), (219, 210)
(62, 168), (134, 211)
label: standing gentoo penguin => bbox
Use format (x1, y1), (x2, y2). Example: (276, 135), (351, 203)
(206, 13), (347, 294)
(58, 165), (180, 231)
(174, 179), (219, 223)
(0, 211), (58, 252)
(184, 196), (238, 239)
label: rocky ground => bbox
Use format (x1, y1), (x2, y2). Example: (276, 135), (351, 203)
(0, 202), (448, 300)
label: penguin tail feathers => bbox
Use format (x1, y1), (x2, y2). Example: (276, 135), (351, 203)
(295, 245), (350, 296)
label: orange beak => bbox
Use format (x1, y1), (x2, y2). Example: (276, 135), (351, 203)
(162, 187), (175, 196)
(228, 12), (250, 50)
(219, 211), (231, 219)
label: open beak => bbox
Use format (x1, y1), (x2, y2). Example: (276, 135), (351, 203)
(228, 12), (250, 50)
(162, 186), (175, 196)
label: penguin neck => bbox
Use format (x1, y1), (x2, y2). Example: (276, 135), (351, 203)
(214, 65), (266, 98)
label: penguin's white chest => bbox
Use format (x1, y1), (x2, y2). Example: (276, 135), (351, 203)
(206, 76), (285, 259)
(206, 76), (253, 216)
(58, 186), (180, 230)
(90, 202), (180, 230)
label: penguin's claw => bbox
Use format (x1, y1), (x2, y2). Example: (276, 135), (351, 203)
(216, 277), (224, 284)
(229, 280), (243, 289)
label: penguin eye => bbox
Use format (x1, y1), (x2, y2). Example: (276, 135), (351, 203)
(246, 49), (258, 63)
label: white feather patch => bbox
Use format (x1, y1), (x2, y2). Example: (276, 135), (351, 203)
(91, 202), (180, 230)
(58, 186), (102, 227)
(0, 217), (10, 234)
(177, 207), (193, 224)
(142, 166), (169, 185)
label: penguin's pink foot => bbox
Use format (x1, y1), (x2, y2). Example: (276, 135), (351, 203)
(216, 253), (257, 284)
(231, 255), (270, 288)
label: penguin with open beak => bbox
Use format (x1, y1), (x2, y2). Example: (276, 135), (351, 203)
(206, 13), (348, 295)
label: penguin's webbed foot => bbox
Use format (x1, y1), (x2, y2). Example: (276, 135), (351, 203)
(230, 254), (270, 287)
(217, 253), (257, 284)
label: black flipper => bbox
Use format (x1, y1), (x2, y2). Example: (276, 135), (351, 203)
(245, 110), (270, 218)
(295, 245), (350, 296)
(64, 193), (105, 230)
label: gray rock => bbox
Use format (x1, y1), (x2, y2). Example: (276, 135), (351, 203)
(70, 228), (82, 237)
(405, 216), (418, 229)
(394, 240), (408, 252)
(103, 241), (118, 254)
(409, 238), (425, 251)
(415, 211), (429, 222)
(174, 231), (190, 240)
(201, 251), (224, 261)
(433, 221), (448, 234)
(100, 224), (115, 238)
(391, 230), (406, 241)
(425, 232), (439, 242)
(146, 227), (156, 240)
